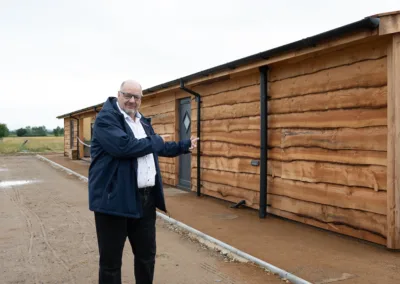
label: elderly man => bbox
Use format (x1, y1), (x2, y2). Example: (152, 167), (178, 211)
(89, 80), (198, 284)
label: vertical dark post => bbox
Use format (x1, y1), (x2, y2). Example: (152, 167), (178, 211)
(259, 66), (268, 218)
(196, 96), (201, 196)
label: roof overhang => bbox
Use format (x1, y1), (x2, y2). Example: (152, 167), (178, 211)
(57, 103), (104, 119)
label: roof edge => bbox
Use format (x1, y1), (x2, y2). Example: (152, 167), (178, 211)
(56, 103), (104, 119)
(370, 10), (400, 18)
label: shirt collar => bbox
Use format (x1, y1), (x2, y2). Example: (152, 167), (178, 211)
(116, 101), (141, 121)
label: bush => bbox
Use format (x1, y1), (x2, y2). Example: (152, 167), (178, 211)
(16, 128), (28, 137)
(0, 123), (9, 138)
(53, 126), (64, 136)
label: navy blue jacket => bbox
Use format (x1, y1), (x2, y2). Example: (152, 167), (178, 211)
(88, 97), (191, 218)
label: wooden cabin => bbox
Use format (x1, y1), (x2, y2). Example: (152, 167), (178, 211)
(57, 11), (400, 249)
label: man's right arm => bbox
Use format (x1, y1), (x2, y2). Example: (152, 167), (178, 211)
(94, 112), (164, 158)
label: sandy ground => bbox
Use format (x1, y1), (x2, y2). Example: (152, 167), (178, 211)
(39, 154), (400, 284)
(0, 156), (285, 284)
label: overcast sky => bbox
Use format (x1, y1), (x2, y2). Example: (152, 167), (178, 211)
(0, 0), (398, 130)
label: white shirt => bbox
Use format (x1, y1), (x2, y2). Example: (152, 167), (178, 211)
(117, 102), (157, 188)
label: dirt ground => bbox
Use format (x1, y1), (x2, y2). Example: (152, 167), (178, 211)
(0, 155), (285, 284)
(40, 154), (400, 284)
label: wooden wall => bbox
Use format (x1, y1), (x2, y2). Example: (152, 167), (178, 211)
(58, 30), (397, 246)
(182, 37), (390, 246)
(189, 71), (262, 206)
(266, 38), (389, 245)
(141, 91), (179, 186)
(64, 118), (70, 155)
(63, 117), (78, 159)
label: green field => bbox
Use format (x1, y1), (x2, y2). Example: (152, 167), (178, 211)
(0, 136), (64, 154)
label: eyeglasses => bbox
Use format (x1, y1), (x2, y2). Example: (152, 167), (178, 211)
(119, 91), (142, 101)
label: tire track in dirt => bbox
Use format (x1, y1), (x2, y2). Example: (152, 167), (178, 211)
(51, 198), (130, 259)
(6, 187), (76, 284)
(50, 197), (92, 251)
(12, 187), (34, 254)
(4, 188), (39, 284)
(83, 215), (95, 228)
(28, 203), (76, 284)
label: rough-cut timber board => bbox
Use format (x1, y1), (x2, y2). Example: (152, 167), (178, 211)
(192, 117), (260, 132)
(269, 108), (386, 129)
(159, 162), (175, 174)
(269, 38), (388, 81)
(268, 207), (386, 246)
(269, 127), (387, 151)
(192, 141), (259, 159)
(200, 84), (259, 108)
(268, 160), (386, 191)
(150, 112), (175, 125)
(141, 100), (175, 116)
(269, 147), (386, 166)
(158, 157), (175, 165)
(270, 57), (386, 99)
(198, 156), (260, 174)
(201, 131), (260, 147)
(153, 123), (174, 134)
(192, 72), (259, 97)
(192, 102), (259, 121)
(269, 86), (387, 114)
(268, 176), (386, 215)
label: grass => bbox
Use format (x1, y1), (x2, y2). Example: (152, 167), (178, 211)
(0, 136), (64, 154)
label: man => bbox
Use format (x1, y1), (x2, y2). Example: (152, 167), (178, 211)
(88, 79), (198, 284)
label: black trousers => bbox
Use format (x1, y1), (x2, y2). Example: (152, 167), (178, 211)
(94, 188), (156, 284)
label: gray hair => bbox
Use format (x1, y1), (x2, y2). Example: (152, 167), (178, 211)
(120, 80), (142, 91)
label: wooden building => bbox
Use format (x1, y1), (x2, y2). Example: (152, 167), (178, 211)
(57, 11), (400, 249)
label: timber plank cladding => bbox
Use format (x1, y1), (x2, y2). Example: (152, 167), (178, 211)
(58, 12), (400, 248)
(185, 38), (389, 246)
(267, 39), (389, 246)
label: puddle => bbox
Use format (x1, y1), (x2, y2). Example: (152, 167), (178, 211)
(0, 168), (8, 172)
(0, 180), (40, 188)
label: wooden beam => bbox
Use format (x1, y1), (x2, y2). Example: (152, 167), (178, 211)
(78, 118), (84, 159)
(387, 33), (400, 249)
(370, 11), (400, 18)
(379, 14), (400, 35)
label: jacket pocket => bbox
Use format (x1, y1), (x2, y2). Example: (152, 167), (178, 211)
(104, 161), (119, 202)
(106, 173), (118, 201)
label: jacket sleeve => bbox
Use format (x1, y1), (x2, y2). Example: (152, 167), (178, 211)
(157, 139), (192, 157)
(94, 112), (164, 158)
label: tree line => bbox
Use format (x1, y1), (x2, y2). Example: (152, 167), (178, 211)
(0, 123), (64, 138)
